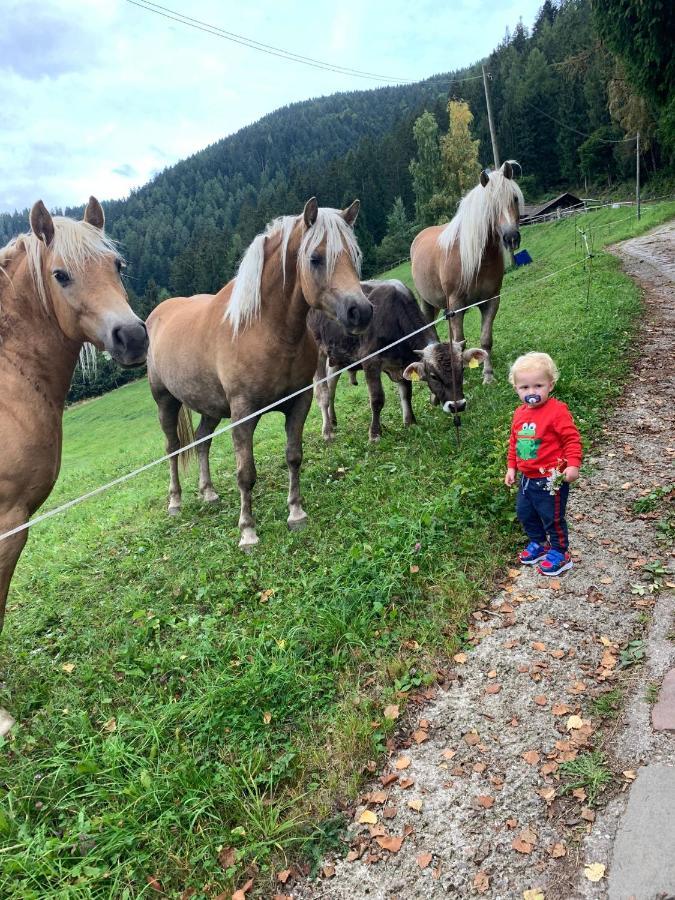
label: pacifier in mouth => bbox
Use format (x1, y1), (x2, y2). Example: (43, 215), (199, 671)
(524, 393), (541, 405)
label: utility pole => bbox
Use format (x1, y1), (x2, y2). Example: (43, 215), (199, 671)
(636, 131), (641, 221)
(482, 65), (500, 169)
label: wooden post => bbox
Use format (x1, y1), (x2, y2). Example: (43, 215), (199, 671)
(482, 65), (500, 169)
(636, 131), (641, 221)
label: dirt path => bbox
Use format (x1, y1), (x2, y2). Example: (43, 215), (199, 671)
(288, 224), (674, 900)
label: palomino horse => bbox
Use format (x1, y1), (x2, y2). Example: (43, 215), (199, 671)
(0, 198), (148, 735)
(411, 161), (523, 392)
(146, 198), (372, 549)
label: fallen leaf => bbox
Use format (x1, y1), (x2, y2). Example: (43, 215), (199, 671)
(550, 649), (566, 659)
(485, 683), (502, 695)
(102, 718), (117, 733)
(505, 818), (518, 829)
(146, 876), (163, 893)
(523, 891), (545, 900)
(552, 703), (571, 716)
(410, 565), (420, 574)
(566, 715), (584, 731)
(453, 652), (468, 664)
(369, 791), (388, 805)
(581, 807), (595, 822)
(599, 576), (613, 584)
(358, 810), (378, 825)
(322, 864), (336, 878)
(512, 835), (535, 854)
(549, 842), (566, 858)
(522, 750), (540, 765)
(507, 568), (520, 579)
(540, 762), (558, 776)
(259, 588), (274, 602)
(569, 681), (587, 695)
(417, 852), (433, 869)
(394, 756), (411, 770)
(549, 578), (561, 590)
(383, 704), (399, 720)
(381, 773), (398, 787)
(413, 729), (429, 744)
(61, 662), (76, 674)
(474, 871), (490, 893)
(534, 695), (548, 706)
(218, 847), (236, 870)
(476, 795), (495, 808)
(572, 788), (587, 801)
(407, 799), (423, 812)
(263, 711), (272, 725)
(399, 778), (415, 789)
(531, 642), (547, 652)
(382, 805), (398, 819)
(375, 835), (403, 853)
(487, 669), (497, 678)
(346, 850), (359, 862)
(584, 863), (606, 882)
(232, 878), (254, 900)
(464, 731), (480, 746)
(276, 869), (291, 884)
(473, 762), (487, 773)
(441, 748), (457, 760)
(622, 769), (637, 781)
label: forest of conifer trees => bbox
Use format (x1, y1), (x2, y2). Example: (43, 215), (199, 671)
(1, 0), (671, 401)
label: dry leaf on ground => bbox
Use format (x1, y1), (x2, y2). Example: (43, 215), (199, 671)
(358, 810), (378, 825)
(383, 704), (399, 720)
(417, 852), (433, 869)
(584, 863), (606, 882)
(394, 756), (411, 770)
(473, 871), (490, 893)
(375, 835), (403, 853)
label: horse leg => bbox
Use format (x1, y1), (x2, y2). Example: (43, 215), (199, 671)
(420, 298), (437, 325)
(154, 391), (183, 515)
(196, 414), (221, 503)
(0, 511), (28, 737)
(327, 364), (340, 429)
(397, 378), (416, 427)
(314, 351), (337, 442)
(284, 391), (313, 531)
(479, 297), (500, 384)
(230, 410), (261, 549)
(364, 363), (385, 442)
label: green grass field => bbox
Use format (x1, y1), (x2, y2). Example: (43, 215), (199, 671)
(1, 203), (673, 898)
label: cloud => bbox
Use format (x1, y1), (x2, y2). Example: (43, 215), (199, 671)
(112, 164), (138, 178)
(0, 3), (101, 79)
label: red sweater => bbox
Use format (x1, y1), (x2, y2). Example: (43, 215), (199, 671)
(507, 397), (582, 478)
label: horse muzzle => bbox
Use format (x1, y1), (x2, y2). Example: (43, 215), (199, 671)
(503, 228), (521, 252)
(335, 294), (373, 335)
(109, 320), (149, 366)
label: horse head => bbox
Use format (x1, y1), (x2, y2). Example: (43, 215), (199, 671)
(403, 342), (488, 413)
(298, 198), (373, 334)
(29, 198), (148, 366)
(480, 162), (522, 253)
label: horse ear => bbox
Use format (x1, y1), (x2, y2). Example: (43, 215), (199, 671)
(342, 199), (360, 227)
(480, 170), (490, 188)
(303, 197), (319, 228)
(84, 196), (105, 230)
(502, 161), (513, 179)
(30, 200), (55, 247)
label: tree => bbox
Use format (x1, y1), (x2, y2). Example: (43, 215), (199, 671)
(439, 101), (481, 213)
(409, 111), (443, 226)
(375, 197), (416, 270)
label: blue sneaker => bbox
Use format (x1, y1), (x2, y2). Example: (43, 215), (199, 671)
(519, 541), (550, 565)
(537, 548), (573, 576)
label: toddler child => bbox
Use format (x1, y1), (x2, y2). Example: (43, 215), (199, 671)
(504, 352), (582, 576)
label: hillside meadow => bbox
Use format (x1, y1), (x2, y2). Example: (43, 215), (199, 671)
(1, 202), (674, 898)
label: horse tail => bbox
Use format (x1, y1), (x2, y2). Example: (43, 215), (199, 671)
(176, 405), (196, 471)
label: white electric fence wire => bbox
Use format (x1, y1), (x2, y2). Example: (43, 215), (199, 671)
(0, 255), (593, 544)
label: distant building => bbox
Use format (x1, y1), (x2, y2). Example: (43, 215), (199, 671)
(520, 192), (583, 225)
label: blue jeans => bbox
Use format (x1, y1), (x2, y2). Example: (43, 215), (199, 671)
(516, 476), (570, 552)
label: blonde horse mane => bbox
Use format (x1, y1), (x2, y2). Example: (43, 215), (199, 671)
(0, 216), (121, 377)
(226, 208), (362, 335)
(438, 162), (524, 289)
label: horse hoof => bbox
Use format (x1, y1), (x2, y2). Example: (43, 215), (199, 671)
(200, 490), (220, 504)
(0, 707), (16, 738)
(369, 434), (381, 443)
(239, 530), (259, 551)
(429, 395), (440, 406)
(287, 513), (308, 531)
(483, 373), (495, 385)
(167, 505), (181, 517)
(322, 432), (335, 443)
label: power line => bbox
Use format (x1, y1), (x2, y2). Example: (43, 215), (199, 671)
(125, 0), (486, 87)
(521, 98), (636, 144)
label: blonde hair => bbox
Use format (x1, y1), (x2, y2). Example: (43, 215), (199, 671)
(509, 352), (559, 386)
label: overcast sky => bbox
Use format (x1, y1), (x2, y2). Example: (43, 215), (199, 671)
(1, 0), (543, 214)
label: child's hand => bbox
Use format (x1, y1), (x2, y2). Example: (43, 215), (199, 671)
(504, 467), (516, 486)
(564, 466), (580, 483)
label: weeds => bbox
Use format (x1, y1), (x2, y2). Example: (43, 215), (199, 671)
(591, 688), (623, 719)
(559, 752), (613, 805)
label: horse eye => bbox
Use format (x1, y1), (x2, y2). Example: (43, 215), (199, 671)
(310, 253), (323, 267)
(53, 269), (71, 286)
(115, 258), (125, 274)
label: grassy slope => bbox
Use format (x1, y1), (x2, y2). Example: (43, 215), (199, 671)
(1, 203), (674, 898)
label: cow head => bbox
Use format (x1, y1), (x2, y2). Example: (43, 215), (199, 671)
(403, 342), (488, 413)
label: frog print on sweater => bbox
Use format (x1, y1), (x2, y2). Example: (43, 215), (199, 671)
(516, 422), (542, 461)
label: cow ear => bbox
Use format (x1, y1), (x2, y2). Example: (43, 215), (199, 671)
(84, 196), (105, 229)
(480, 169), (490, 188)
(403, 361), (426, 382)
(462, 348), (488, 369)
(502, 161), (513, 179)
(303, 197), (319, 228)
(30, 200), (55, 246)
(342, 199), (360, 227)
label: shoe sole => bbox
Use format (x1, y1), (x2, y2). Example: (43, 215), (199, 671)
(538, 561), (574, 576)
(520, 556), (547, 565)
